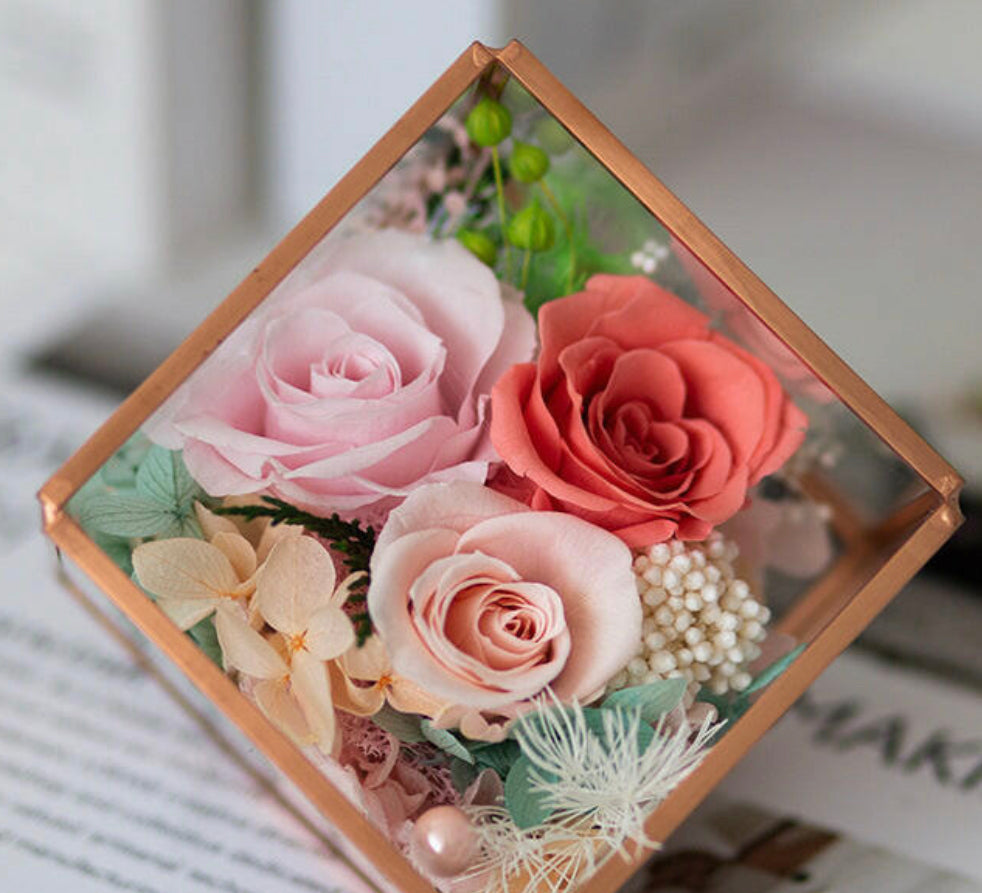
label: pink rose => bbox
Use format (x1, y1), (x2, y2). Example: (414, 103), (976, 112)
(146, 231), (536, 519)
(368, 482), (640, 732)
(490, 275), (807, 547)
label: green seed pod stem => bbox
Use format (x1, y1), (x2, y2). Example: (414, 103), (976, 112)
(456, 229), (498, 267)
(465, 98), (512, 148)
(510, 141), (550, 183)
(506, 200), (556, 253)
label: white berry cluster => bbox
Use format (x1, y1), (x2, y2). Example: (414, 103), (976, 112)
(630, 239), (670, 275)
(607, 533), (770, 705)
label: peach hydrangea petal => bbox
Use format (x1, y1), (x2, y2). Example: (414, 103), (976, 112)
(290, 649), (339, 756)
(328, 662), (386, 716)
(133, 538), (240, 602)
(254, 537), (338, 635)
(304, 605), (356, 661)
(211, 531), (257, 581)
(214, 606), (288, 679)
(159, 599), (219, 632)
(254, 678), (314, 745)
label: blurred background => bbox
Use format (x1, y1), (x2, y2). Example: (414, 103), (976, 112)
(1, 1), (981, 886)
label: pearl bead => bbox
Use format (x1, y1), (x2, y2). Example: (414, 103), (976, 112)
(410, 806), (478, 878)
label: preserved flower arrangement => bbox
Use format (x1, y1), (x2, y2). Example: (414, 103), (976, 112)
(42, 42), (961, 893)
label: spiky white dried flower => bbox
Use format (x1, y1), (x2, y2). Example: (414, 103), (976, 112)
(462, 808), (604, 893)
(463, 697), (720, 893)
(609, 534), (769, 704)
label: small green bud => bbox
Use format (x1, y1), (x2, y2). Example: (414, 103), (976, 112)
(465, 98), (512, 148)
(533, 117), (574, 156)
(506, 200), (555, 252)
(456, 229), (498, 267)
(509, 141), (550, 183)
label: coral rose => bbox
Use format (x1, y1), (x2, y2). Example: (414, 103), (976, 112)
(146, 231), (536, 521)
(368, 482), (640, 736)
(490, 275), (807, 547)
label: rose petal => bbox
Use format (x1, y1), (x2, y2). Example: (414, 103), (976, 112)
(456, 510), (640, 702)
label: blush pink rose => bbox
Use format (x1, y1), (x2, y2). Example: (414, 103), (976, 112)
(146, 231), (536, 519)
(368, 482), (640, 731)
(490, 275), (807, 548)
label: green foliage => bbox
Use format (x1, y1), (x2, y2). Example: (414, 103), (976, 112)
(99, 435), (152, 487)
(696, 644), (807, 727)
(522, 203), (633, 313)
(601, 677), (687, 723)
(74, 444), (205, 541)
(188, 616), (224, 668)
(370, 704), (427, 744)
(504, 754), (555, 829)
(214, 496), (376, 645)
(449, 758), (479, 795)
(467, 738), (522, 777)
(420, 720), (474, 764)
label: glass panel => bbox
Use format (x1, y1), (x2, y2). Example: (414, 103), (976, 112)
(65, 64), (936, 893)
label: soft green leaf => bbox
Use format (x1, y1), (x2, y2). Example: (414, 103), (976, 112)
(601, 677), (687, 722)
(504, 755), (554, 829)
(91, 532), (134, 576)
(101, 434), (152, 487)
(78, 493), (177, 538)
(136, 445), (200, 509)
(370, 705), (427, 744)
(449, 758), (479, 796)
(469, 739), (522, 777)
(188, 616), (224, 668)
(420, 721), (474, 764)
(746, 644), (806, 695)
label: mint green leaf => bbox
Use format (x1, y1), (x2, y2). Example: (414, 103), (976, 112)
(450, 758), (479, 796)
(421, 721), (474, 764)
(601, 677), (687, 722)
(504, 755), (554, 829)
(101, 434), (152, 488)
(746, 644), (806, 695)
(136, 445), (200, 509)
(90, 532), (134, 576)
(188, 616), (223, 668)
(78, 493), (179, 538)
(469, 739), (521, 777)
(371, 705), (427, 744)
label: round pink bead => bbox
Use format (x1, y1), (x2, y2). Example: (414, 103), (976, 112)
(410, 806), (478, 878)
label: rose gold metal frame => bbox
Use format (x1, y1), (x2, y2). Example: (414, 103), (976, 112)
(38, 41), (962, 893)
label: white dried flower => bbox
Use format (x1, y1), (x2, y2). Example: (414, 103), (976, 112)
(609, 534), (768, 704)
(462, 697), (720, 893)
